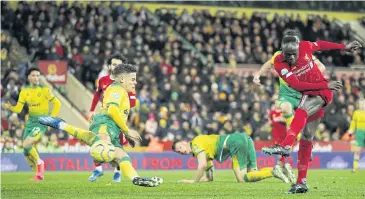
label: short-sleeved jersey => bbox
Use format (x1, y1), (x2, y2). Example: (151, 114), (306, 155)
(190, 135), (219, 160)
(349, 110), (365, 132)
(271, 50), (319, 99)
(269, 110), (287, 131)
(274, 42), (325, 84)
(96, 75), (136, 108)
(18, 85), (55, 116)
(102, 82), (130, 124)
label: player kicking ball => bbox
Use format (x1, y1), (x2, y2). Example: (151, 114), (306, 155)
(347, 99), (365, 173)
(88, 53), (137, 183)
(262, 36), (362, 194)
(39, 63), (162, 187)
(253, 30), (326, 181)
(172, 133), (289, 184)
(3, 67), (61, 180)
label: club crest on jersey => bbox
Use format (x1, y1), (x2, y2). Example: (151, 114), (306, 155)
(281, 69), (289, 76)
(123, 109), (129, 115)
(37, 93), (41, 97)
(112, 93), (120, 100)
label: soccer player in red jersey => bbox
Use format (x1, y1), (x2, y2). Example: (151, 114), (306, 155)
(88, 54), (137, 183)
(262, 36), (362, 193)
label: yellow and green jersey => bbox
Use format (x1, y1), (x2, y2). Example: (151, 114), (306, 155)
(100, 82), (130, 126)
(190, 135), (220, 169)
(15, 85), (56, 117)
(271, 51), (319, 99)
(349, 110), (365, 133)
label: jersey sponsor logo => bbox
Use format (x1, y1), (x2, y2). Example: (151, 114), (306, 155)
(112, 93), (120, 100)
(280, 69), (289, 76)
(29, 103), (41, 107)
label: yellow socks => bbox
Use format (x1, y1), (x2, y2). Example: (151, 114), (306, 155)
(119, 157), (138, 180)
(243, 170), (273, 182)
(63, 124), (99, 145)
(283, 113), (294, 127)
(354, 158), (359, 171)
(24, 146), (39, 171)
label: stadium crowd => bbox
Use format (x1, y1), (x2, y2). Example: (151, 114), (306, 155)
(1, 1), (365, 151)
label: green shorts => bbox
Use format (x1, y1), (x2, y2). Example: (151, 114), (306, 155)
(226, 133), (257, 170)
(355, 131), (365, 148)
(278, 95), (301, 110)
(23, 116), (48, 141)
(89, 114), (123, 149)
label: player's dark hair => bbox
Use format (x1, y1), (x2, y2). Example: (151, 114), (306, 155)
(26, 67), (40, 76)
(283, 29), (299, 37)
(112, 63), (138, 76)
(171, 140), (180, 151)
(281, 36), (299, 46)
(107, 53), (127, 65)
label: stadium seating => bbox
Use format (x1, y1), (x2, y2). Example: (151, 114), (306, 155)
(1, 1), (365, 152)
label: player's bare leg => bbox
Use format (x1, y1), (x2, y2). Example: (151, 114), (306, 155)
(263, 96), (324, 156)
(23, 136), (45, 181)
(287, 118), (321, 194)
(113, 148), (163, 187)
(352, 145), (361, 172)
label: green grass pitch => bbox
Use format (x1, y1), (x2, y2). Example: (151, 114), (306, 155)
(2, 170), (365, 199)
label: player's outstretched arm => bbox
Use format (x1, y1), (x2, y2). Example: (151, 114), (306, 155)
(3, 90), (25, 113)
(253, 60), (272, 85)
(179, 152), (208, 183)
(310, 40), (362, 52)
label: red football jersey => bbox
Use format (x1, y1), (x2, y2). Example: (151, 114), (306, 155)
(273, 41), (345, 92)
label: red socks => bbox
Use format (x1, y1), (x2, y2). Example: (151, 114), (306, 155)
(281, 108), (308, 147)
(297, 139), (312, 184)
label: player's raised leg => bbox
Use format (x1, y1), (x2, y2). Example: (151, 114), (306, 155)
(38, 116), (100, 146)
(263, 96), (325, 156)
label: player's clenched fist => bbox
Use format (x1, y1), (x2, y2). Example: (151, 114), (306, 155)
(345, 40), (362, 52)
(327, 81), (343, 91)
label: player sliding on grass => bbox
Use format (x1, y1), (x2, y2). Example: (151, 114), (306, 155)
(172, 133), (289, 184)
(254, 30), (326, 180)
(3, 67), (61, 180)
(88, 53), (137, 183)
(348, 99), (365, 173)
(262, 36), (362, 194)
(39, 63), (162, 187)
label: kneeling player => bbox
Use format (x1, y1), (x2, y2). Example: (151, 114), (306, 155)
(172, 133), (288, 183)
(39, 63), (162, 187)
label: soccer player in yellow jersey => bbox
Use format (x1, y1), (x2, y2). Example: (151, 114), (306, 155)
(38, 63), (162, 187)
(3, 67), (61, 180)
(172, 133), (288, 183)
(347, 99), (365, 172)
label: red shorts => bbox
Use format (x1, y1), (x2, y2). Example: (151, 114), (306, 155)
(302, 89), (333, 106)
(272, 129), (287, 145)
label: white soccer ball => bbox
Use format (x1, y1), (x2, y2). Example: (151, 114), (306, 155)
(90, 140), (116, 163)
